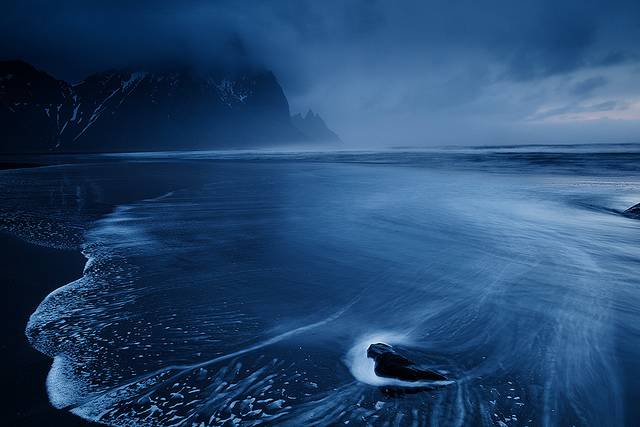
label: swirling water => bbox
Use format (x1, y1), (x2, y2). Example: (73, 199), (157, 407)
(2, 147), (640, 426)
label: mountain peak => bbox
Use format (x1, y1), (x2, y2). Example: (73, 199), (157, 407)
(292, 109), (341, 144)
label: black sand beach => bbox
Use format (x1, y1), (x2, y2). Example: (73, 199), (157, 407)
(1, 151), (639, 425)
(1, 233), (95, 426)
(0, 162), (43, 170)
(0, 160), (215, 426)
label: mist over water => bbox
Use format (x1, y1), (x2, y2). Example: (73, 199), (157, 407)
(1, 147), (639, 426)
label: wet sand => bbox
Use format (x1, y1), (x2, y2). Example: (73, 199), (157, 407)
(1, 233), (97, 426)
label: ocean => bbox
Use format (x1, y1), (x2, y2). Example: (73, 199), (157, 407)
(1, 145), (639, 426)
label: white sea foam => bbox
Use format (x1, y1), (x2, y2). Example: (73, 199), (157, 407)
(346, 332), (453, 388)
(47, 356), (87, 408)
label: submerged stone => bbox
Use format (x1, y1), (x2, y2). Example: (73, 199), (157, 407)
(623, 203), (640, 218)
(366, 343), (447, 382)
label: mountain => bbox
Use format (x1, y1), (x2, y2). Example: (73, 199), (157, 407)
(0, 60), (308, 152)
(291, 109), (341, 144)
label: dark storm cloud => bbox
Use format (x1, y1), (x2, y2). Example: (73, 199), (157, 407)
(0, 1), (254, 79)
(2, 0), (640, 145)
(3, 0), (638, 82)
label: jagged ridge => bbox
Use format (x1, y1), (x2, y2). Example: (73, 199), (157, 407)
(291, 109), (341, 143)
(0, 60), (309, 152)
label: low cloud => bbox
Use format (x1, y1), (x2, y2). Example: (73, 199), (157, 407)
(570, 76), (608, 97)
(529, 100), (637, 123)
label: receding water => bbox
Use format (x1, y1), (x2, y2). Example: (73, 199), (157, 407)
(2, 147), (640, 426)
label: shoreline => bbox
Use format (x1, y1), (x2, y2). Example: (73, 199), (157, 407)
(1, 232), (98, 426)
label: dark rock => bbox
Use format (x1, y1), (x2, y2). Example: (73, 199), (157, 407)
(366, 343), (447, 382)
(623, 203), (640, 218)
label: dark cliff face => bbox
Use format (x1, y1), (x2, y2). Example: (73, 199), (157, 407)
(0, 61), (73, 152)
(0, 61), (306, 152)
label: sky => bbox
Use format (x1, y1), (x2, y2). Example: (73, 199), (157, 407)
(2, 0), (640, 147)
